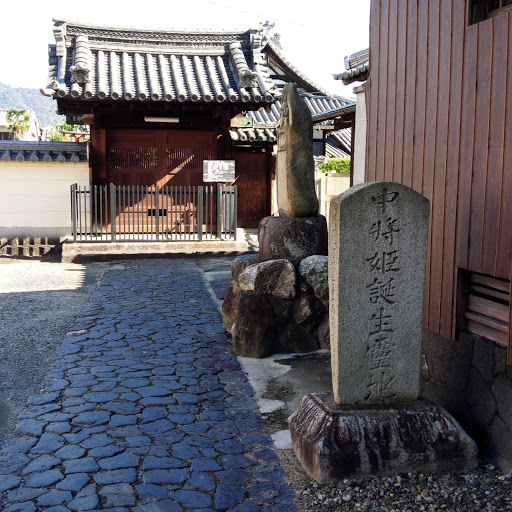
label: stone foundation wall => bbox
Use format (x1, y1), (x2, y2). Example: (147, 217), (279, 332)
(421, 329), (512, 472)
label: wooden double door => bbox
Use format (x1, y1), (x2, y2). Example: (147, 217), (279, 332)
(107, 128), (217, 187)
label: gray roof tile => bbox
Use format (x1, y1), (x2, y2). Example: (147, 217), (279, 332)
(229, 93), (354, 144)
(0, 142), (88, 163)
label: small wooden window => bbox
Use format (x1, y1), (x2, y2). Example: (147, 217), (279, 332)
(458, 270), (510, 358)
(109, 147), (157, 170)
(469, 0), (512, 25)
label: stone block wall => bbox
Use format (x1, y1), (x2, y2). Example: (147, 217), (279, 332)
(421, 329), (512, 471)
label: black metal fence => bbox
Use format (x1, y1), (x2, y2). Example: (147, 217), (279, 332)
(70, 184), (237, 242)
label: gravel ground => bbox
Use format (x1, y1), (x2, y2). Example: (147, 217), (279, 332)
(292, 464), (512, 511)
(0, 259), (108, 443)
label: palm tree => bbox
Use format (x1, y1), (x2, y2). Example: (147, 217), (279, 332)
(6, 109), (31, 140)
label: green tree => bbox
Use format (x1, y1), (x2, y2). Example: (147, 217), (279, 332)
(48, 120), (89, 141)
(6, 108), (31, 140)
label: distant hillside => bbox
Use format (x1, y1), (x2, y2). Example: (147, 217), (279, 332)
(0, 83), (62, 126)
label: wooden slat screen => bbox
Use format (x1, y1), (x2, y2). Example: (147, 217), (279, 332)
(461, 271), (510, 347)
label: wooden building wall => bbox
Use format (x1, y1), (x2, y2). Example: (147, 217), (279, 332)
(366, 0), (512, 355)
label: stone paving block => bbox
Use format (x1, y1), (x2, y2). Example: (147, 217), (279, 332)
(25, 469), (64, 488)
(64, 458), (99, 474)
(143, 456), (187, 470)
(94, 468), (137, 485)
(55, 445), (86, 460)
(134, 500), (182, 512)
(4, 503), (38, 512)
(0, 453), (30, 473)
(185, 471), (216, 492)
(56, 473), (90, 492)
(71, 411), (110, 427)
(143, 469), (189, 485)
(98, 452), (139, 470)
(15, 420), (46, 437)
(37, 489), (72, 506)
(67, 493), (99, 511)
(214, 483), (246, 510)
(0, 476), (22, 492)
(7, 486), (46, 502)
(173, 489), (212, 508)
(27, 393), (61, 406)
(1, 437), (38, 453)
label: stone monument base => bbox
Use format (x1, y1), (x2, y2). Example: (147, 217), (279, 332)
(258, 215), (327, 264)
(288, 393), (478, 483)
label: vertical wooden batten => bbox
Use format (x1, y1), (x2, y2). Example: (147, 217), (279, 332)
(365, 0), (512, 355)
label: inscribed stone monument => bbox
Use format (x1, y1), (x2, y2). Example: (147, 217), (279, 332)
(329, 182), (429, 404)
(288, 181), (477, 481)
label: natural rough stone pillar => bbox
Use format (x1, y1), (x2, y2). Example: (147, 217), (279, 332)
(329, 182), (430, 405)
(276, 83), (319, 218)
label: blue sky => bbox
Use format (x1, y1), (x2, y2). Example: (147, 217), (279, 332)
(1, 0), (370, 98)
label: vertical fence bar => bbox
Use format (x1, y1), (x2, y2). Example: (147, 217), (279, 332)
(136, 186), (140, 242)
(209, 186), (212, 239)
(165, 187), (169, 239)
(198, 186), (203, 242)
(192, 187), (196, 239)
(84, 186), (89, 241)
(216, 183), (222, 239)
(78, 186), (82, 241)
(71, 184), (77, 242)
(233, 185), (238, 241)
(93, 185), (98, 239)
(155, 186), (160, 241)
(99, 186), (104, 241)
(186, 187), (190, 239)
(144, 186), (148, 240)
(110, 184), (116, 242)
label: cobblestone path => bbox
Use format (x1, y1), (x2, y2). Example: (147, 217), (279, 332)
(0, 260), (297, 512)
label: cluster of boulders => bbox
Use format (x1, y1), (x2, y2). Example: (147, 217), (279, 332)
(222, 253), (330, 358)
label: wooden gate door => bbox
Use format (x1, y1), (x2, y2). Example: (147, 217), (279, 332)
(106, 129), (217, 234)
(231, 152), (269, 228)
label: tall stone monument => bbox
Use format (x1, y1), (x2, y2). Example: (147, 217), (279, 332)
(289, 182), (477, 481)
(330, 182), (428, 404)
(258, 83), (327, 263)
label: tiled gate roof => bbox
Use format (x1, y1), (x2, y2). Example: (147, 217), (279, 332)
(42, 20), (280, 104)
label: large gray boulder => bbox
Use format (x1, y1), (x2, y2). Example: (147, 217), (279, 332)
(238, 259), (296, 300)
(232, 294), (276, 358)
(258, 216), (328, 265)
(231, 254), (260, 281)
(298, 255), (329, 306)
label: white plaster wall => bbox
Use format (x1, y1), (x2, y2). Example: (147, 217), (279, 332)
(352, 84), (367, 186)
(315, 171), (351, 221)
(0, 162), (89, 237)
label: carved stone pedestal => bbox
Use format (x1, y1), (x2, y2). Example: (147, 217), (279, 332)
(288, 393), (478, 483)
(258, 215), (328, 264)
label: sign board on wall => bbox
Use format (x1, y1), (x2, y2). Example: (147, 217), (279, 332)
(203, 160), (235, 182)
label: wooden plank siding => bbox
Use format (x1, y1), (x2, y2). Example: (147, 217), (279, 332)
(366, 1), (512, 355)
